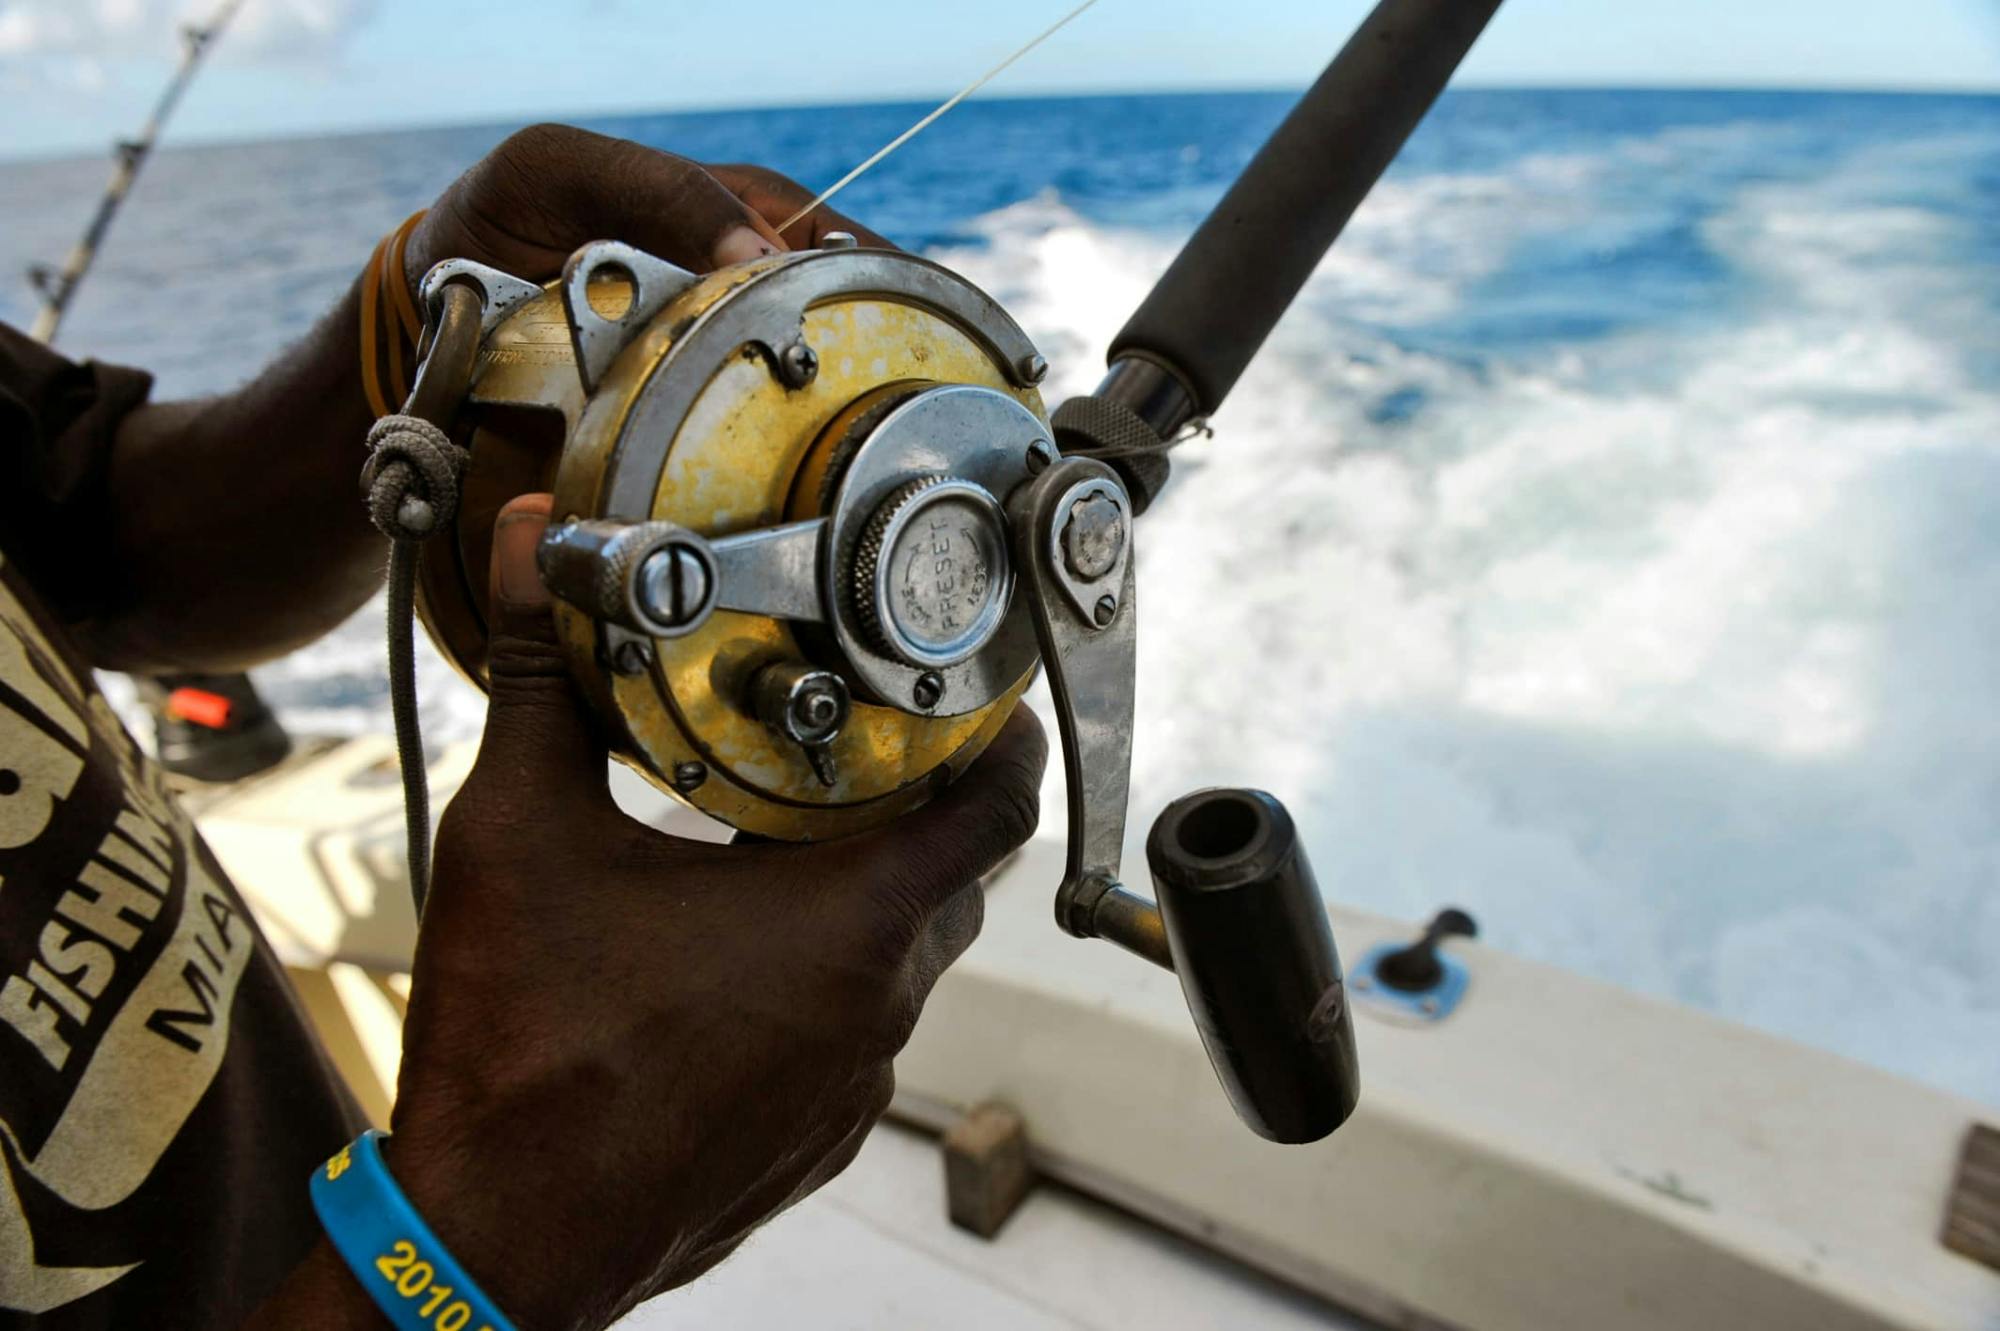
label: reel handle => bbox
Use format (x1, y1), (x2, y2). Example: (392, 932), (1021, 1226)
(1010, 457), (1357, 1143)
(1146, 789), (1359, 1144)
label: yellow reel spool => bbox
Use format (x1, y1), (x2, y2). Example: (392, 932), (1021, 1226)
(414, 244), (1052, 840)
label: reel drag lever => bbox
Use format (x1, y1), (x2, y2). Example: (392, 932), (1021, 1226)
(1008, 459), (1361, 1143)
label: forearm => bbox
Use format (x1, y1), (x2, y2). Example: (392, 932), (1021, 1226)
(78, 274), (390, 672)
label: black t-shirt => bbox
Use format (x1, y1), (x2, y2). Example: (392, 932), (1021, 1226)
(0, 324), (362, 1326)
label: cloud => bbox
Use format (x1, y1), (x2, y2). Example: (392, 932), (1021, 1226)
(0, 0), (379, 64)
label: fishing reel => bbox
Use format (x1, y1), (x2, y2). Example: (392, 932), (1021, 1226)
(414, 239), (1043, 834)
(383, 0), (1520, 1143)
(395, 236), (1357, 1143)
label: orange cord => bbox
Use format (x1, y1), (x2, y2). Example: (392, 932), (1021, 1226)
(359, 210), (429, 419)
(386, 213), (424, 344)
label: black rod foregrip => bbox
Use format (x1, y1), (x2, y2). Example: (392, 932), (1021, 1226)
(1147, 789), (1359, 1144)
(1109, 0), (1504, 416)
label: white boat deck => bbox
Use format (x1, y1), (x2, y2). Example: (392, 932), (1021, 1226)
(191, 737), (2000, 1331)
(624, 1118), (1366, 1330)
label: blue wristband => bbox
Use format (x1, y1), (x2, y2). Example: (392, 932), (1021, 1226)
(310, 1130), (518, 1331)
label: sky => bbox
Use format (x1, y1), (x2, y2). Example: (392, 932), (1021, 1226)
(1, 0), (1997, 160)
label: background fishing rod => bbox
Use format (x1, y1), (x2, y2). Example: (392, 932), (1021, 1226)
(24, 0), (295, 787)
(25, 0), (249, 344)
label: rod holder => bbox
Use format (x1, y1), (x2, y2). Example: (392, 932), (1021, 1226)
(1146, 789), (1359, 1144)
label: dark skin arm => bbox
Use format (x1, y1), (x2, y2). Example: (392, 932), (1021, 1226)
(78, 125), (887, 673)
(245, 498), (1048, 1329)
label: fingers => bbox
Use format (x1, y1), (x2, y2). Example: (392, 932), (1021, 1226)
(525, 127), (789, 271)
(707, 163), (898, 252)
(455, 128), (907, 283)
(609, 146), (788, 269)
(472, 493), (611, 802)
(846, 706), (1049, 926)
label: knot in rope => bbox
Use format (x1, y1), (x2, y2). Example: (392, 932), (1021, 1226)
(363, 413), (466, 542)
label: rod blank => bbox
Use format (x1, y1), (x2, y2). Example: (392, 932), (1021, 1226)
(1109, 0), (1505, 416)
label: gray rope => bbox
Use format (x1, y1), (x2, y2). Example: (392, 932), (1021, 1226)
(363, 413), (468, 916)
(384, 542), (430, 912)
(363, 413), (466, 540)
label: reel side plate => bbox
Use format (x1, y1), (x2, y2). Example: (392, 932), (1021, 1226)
(542, 251), (1046, 839)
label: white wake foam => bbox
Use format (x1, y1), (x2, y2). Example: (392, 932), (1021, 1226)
(939, 135), (2000, 1104)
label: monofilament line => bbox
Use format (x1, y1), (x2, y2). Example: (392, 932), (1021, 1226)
(776, 0), (1102, 235)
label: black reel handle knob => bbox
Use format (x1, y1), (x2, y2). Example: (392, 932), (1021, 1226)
(1146, 789), (1360, 1144)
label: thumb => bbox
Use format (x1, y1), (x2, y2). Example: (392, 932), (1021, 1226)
(473, 493), (609, 800)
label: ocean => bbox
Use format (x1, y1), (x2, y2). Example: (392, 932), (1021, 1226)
(3, 89), (1997, 1107)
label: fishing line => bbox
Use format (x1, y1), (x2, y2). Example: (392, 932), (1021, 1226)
(775, 0), (1102, 235)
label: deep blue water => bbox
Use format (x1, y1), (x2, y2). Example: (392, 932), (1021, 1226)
(580, 89), (2000, 361)
(6, 90), (1997, 387)
(2, 90), (1998, 1105)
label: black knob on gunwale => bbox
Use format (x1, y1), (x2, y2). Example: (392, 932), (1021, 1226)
(1377, 907), (1478, 994)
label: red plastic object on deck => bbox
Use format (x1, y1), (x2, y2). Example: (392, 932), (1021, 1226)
(165, 687), (234, 730)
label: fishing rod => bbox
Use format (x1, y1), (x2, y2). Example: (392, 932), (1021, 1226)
(1064, 0), (1507, 511)
(367, 0), (1505, 1145)
(26, 0), (249, 344)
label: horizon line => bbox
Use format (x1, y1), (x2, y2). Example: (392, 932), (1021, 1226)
(5, 79), (1996, 166)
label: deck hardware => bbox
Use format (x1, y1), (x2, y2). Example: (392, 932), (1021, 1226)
(942, 1103), (1035, 1239)
(940, 1095), (1032, 1231)
(1942, 1121), (2000, 1271)
(1351, 908), (1477, 1025)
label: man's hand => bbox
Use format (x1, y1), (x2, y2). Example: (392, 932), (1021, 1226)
(83, 125), (881, 673)
(374, 495), (1044, 1329)
(406, 124), (890, 288)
